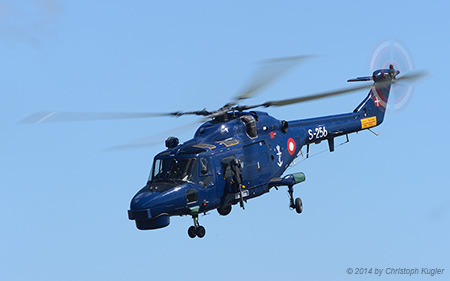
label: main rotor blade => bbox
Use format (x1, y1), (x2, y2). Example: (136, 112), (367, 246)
(18, 111), (174, 124)
(243, 70), (428, 109)
(264, 83), (374, 107)
(234, 55), (312, 102)
(107, 120), (201, 150)
(17, 108), (217, 124)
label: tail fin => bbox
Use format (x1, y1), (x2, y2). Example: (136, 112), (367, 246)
(351, 65), (399, 127)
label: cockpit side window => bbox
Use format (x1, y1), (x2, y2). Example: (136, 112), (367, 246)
(240, 115), (257, 139)
(199, 157), (213, 187)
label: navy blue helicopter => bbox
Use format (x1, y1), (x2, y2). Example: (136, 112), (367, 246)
(126, 62), (424, 238)
(21, 57), (424, 238)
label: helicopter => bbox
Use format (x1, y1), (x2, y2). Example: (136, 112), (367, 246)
(20, 57), (424, 238)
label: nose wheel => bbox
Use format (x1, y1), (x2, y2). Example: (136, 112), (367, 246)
(188, 215), (206, 238)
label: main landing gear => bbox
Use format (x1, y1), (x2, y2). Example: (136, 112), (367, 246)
(269, 172), (306, 214)
(288, 185), (303, 214)
(217, 204), (232, 216)
(188, 215), (206, 238)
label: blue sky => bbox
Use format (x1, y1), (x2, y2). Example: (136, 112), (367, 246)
(1, 1), (449, 280)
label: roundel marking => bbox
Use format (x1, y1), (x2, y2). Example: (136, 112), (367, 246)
(287, 138), (296, 155)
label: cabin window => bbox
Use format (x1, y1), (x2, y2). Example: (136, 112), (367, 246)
(221, 156), (236, 179)
(240, 115), (257, 139)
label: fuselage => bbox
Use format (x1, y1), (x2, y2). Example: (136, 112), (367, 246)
(128, 67), (395, 230)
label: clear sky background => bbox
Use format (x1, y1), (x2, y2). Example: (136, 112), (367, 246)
(1, 1), (449, 280)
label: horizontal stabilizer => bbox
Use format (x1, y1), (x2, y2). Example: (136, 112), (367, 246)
(347, 76), (373, 82)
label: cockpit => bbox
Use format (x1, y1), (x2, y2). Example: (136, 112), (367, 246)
(151, 157), (198, 183)
(148, 155), (213, 192)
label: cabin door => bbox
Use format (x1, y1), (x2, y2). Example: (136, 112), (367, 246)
(241, 140), (270, 188)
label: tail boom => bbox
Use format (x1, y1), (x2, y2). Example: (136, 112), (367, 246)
(289, 67), (397, 147)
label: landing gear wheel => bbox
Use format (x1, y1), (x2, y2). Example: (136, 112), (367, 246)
(295, 197), (303, 214)
(188, 226), (197, 238)
(196, 226), (206, 238)
(188, 215), (207, 238)
(217, 205), (232, 216)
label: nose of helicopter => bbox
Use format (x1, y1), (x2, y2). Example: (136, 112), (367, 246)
(128, 183), (189, 221)
(128, 189), (173, 230)
(130, 189), (161, 210)
(127, 190), (161, 223)
(128, 184), (190, 230)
